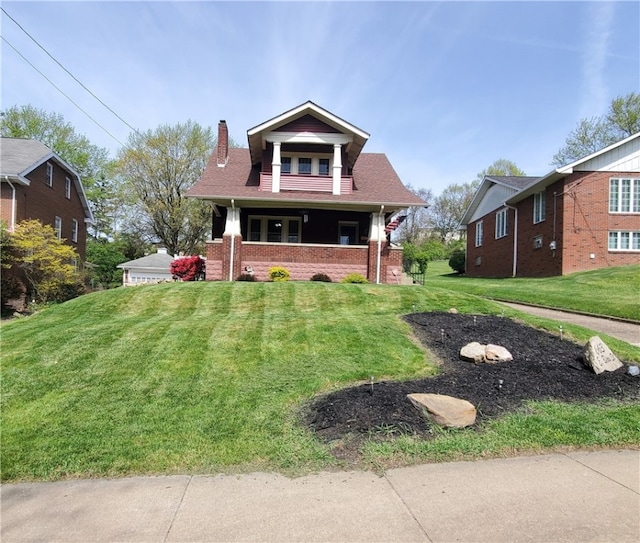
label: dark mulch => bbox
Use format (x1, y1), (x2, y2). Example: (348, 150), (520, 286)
(304, 312), (639, 443)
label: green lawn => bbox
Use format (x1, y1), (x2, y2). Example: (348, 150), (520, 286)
(425, 262), (640, 321)
(2, 280), (639, 482)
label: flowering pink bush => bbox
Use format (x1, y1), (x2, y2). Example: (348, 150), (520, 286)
(171, 256), (205, 281)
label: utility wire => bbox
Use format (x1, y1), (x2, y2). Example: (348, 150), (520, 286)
(1, 35), (127, 148)
(1, 6), (141, 138)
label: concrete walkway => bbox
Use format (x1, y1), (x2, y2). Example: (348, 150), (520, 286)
(499, 302), (640, 347)
(2, 449), (639, 543)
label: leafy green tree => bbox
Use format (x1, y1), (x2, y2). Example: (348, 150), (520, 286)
(0, 222), (24, 311)
(394, 185), (433, 245)
(429, 182), (479, 243)
(10, 220), (84, 303)
(0, 105), (118, 238)
(86, 239), (127, 288)
(117, 121), (216, 255)
(476, 159), (526, 182)
(552, 92), (640, 166)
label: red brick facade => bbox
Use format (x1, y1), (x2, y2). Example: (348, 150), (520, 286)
(1, 160), (89, 260)
(466, 171), (640, 277)
(206, 237), (403, 283)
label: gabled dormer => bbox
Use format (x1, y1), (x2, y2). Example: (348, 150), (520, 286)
(246, 101), (370, 195)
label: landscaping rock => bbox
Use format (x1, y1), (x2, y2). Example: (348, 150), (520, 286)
(485, 344), (513, 363)
(448, 308), (458, 314)
(460, 342), (512, 364)
(627, 365), (639, 377)
(407, 393), (476, 428)
(582, 336), (623, 375)
(460, 342), (486, 363)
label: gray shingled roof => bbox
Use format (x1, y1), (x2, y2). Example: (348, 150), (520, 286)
(116, 252), (175, 270)
(0, 138), (58, 176)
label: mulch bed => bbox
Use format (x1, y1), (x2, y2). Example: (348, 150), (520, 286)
(304, 312), (639, 443)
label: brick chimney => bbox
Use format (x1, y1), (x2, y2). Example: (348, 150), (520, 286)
(217, 120), (228, 167)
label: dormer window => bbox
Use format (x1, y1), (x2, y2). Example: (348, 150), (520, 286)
(280, 154), (332, 176)
(298, 157), (312, 174)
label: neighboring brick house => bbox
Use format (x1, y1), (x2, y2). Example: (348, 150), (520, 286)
(187, 102), (425, 283)
(460, 132), (640, 277)
(1, 138), (94, 260)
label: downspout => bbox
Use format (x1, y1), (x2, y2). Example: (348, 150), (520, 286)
(229, 199), (235, 281)
(4, 176), (16, 231)
(376, 205), (384, 284)
(504, 203), (518, 277)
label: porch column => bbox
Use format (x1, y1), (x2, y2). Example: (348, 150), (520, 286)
(223, 206), (242, 281)
(332, 144), (342, 195)
(272, 142), (281, 193)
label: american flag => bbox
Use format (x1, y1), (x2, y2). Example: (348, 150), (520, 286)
(384, 215), (407, 233)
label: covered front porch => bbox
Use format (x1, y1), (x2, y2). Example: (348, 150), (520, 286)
(205, 205), (404, 283)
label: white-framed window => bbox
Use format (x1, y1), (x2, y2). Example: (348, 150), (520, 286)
(533, 190), (546, 223)
(338, 222), (359, 245)
(608, 231), (640, 251)
(54, 216), (62, 239)
(495, 208), (508, 239)
(280, 154), (332, 176)
(609, 178), (640, 213)
(71, 219), (78, 243)
(475, 220), (483, 247)
(65, 177), (71, 199)
(247, 216), (301, 243)
(46, 162), (53, 186)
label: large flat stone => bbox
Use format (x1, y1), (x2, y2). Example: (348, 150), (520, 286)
(407, 393), (476, 428)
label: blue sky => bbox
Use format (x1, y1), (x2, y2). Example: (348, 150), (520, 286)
(2, 1), (638, 196)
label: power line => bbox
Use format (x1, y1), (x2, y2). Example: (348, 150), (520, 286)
(1, 35), (127, 148)
(1, 6), (141, 139)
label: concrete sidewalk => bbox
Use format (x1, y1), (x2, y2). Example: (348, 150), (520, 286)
(499, 302), (640, 347)
(2, 449), (639, 542)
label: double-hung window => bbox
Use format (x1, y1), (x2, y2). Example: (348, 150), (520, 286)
(533, 190), (545, 223)
(71, 219), (78, 243)
(609, 178), (640, 213)
(46, 162), (53, 186)
(475, 221), (483, 247)
(65, 177), (72, 199)
(495, 209), (508, 239)
(281, 157), (292, 174)
(54, 216), (62, 239)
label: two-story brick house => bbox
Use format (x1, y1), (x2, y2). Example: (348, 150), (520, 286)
(1, 137), (94, 261)
(460, 132), (640, 277)
(187, 102), (425, 283)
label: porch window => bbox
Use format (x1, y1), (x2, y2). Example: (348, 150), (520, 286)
(281, 157), (292, 174)
(248, 216), (301, 243)
(339, 222), (359, 245)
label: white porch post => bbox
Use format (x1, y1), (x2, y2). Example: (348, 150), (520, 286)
(272, 142), (281, 193)
(332, 144), (342, 195)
